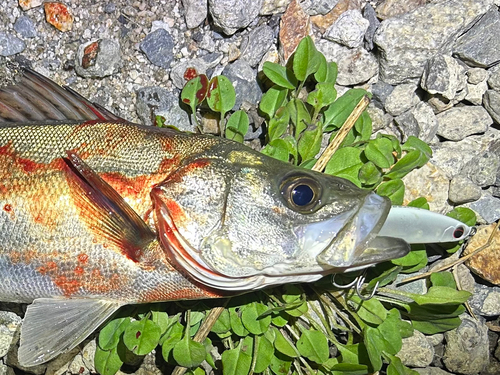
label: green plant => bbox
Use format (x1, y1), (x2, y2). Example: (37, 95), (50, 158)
(94, 36), (477, 375)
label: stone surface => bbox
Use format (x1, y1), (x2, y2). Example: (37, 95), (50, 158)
(44, 347), (80, 375)
(462, 151), (499, 187)
(443, 315), (489, 374)
(324, 9), (368, 48)
(6, 344), (46, 374)
(436, 106), (492, 141)
(19, 0), (43, 10)
(466, 192), (500, 224)
(403, 162), (451, 214)
(395, 102), (439, 143)
(464, 222), (500, 284)
(222, 60), (262, 110)
(140, 28), (174, 69)
(315, 39), (378, 85)
(465, 80), (488, 105)
(0, 32), (25, 57)
(373, 0), (490, 84)
(260, 0), (292, 15)
(483, 89), (500, 124)
(209, 0), (262, 35)
(363, 3), (379, 51)
(13, 15), (37, 38)
(487, 64), (500, 91)
(370, 81), (394, 108)
(75, 39), (122, 78)
(0, 311), (21, 358)
(170, 58), (209, 89)
(384, 83), (420, 116)
(469, 283), (500, 316)
(399, 330), (434, 367)
(44, 2), (73, 32)
(468, 67), (488, 85)
(0, 363), (15, 375)
(309, 0), (360, 33)
(420, 55), (467, 101)
(182, 0), (207, 29)
(240, 25), (274, 67)
(279, 0), (309, 62)
(376, 0), (427, 20)
(453, 9), (500, 68)
(415, 368), (453, 375)
(448, 175), (482, 204)
(302, 0), (339, 15)
(367, 105), (392, 132)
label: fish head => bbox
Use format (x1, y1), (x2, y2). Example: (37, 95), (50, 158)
(151, 147), (406, 291)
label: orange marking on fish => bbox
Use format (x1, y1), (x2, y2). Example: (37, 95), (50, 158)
(54, 276), (81, 297)
(164, 199), (186, 224)
(78, 253), (89, 263)
(3, 204), (12, 212)
(74, 266), (84, 275)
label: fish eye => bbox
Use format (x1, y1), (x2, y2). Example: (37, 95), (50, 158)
(281, 175), (321, 212)
(453, 226), (465, 239)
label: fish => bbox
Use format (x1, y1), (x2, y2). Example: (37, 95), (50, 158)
(0, 69), (454, 367)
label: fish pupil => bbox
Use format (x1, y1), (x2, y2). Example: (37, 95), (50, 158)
(292, 184), (314, 206)
(453, 227), (464, 239)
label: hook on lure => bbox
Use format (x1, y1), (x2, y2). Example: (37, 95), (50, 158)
(332, 273), (380, 300)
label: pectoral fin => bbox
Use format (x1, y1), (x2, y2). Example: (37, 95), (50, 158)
(19, 298), (124, 367)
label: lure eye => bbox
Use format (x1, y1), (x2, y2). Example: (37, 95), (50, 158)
(281, 175), (321, 212)
(453, 226), (465, 239)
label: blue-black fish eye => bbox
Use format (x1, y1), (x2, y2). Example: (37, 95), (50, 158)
(292, 184), (314, 206)
(453, 227), (464, 239)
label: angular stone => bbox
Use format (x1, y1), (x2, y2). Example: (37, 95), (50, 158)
(324, 9), (369, 48)
(448, 175), (481, 204)
(209, 0), (262, 35)
(170, 58), (209, 89)
(18, 0), (43, 10)
(420, 55), (467, 101)
(465, 80), (488, 105)
(140, 29), (174, 69)
(222, 60), (262, 110)
(363, 3), (380, 51)
(384, 83), (420, 116)
(403, 162), (451, 214)
(310, 0), (361, 33)
(373, 0), (491, 84)
(469, 283), (500, 316)
(44, 2), (73, 32)
(443, 315), (489, 374)
(453, 9), (500, 68)
(315, 39), (378, 85)
(75, 39), (122, 78)
(376, 0), (427, 20)
(302, 0), (339, 15)
(240, 25), (274, 67)
(260, 0), (292, 15)
(279, 0), (310, 62)
(463, 151), (499, 187)
(366, 105), (392, 132)
(398, 330), (434, 367)
(395, 102), (438, 143)
(436, 106), (492, 141)
(182, 0), (207, 29)
(370, 81), (394, 108)
(467, 67), (488, 85)
(484, 89), (500, 124)
(13, 15), (37, 38)
(466, 192), (500, 224)
(487, 64), (500, 91)
(464, 222), (500, 285)
(0, 33), (25, 57)
(456, 264), (476, 294)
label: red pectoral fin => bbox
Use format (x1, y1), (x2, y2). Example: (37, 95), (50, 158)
(64, 151), (155, 262)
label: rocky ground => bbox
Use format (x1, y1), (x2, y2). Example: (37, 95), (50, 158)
(1, 0), (500, 374)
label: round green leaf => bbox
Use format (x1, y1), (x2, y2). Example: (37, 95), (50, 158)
(376, 179), (405, 205)
(385, 150), (422, 179)
(296, 329), (329, 364)
(221, 337), (253, 375)
(99, 317), (131, 350)
(241, 302), (272, 335)
(446, 207), (476, 227)
(408, 197), (429, 210)
(161, 332), (182, 362)
(95, 345), (124, 375)
(269, 353), (292, 375)
(261, 139), (290, 162)
(273, 327), (298, 358)
(254, 335), (274, 373)
(364, 138), (394, 169)
(325, 147), (363, 186)
(173, 335), (207, 368)
(123, 318), (161, 356)
(181, 74), (209, 115)
(260, 86), (288, 119)
(358, 161), (381, 186)
(207, 75), (236, 114)
(229, 308), (249, 337)
(211, 308), (231, 334)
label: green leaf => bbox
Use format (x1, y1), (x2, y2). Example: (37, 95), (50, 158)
(269, 352), (292, 375)
(173, 334), (207, 368)
(358, 161), (381, 186)
(229, 308), (249, 337)
(261, 139), (290, 162)
(254, 335), (274, 373)
(207, 75), (236, 117)
(296, 329), (329, 364)
(313, 52), (328, 82)
(410, 286), (471, 305)
(95, 344), (124, 375)
(323, 89), (368, 131)
(325, 147), (363, 187)
(328, 363), (369, 375)
(299, 158), (316, 169)
(287, 99), (312, 138)
(307, 82), (337, 110)
(402, 136), (432, 164)
(385, 150), (423, 179)
(225, 110), (249, 143)
(211, 308), (231, 334)
(263, 61), (297, 89)
(377, 179), (405, 205)
(391, 248), (427, 272)
(337, 344), (360, 364)
(221, 337), (253, 375)
(99, 317), (131, 350)
(161, 330), (183, 362)
(273, 327), (299, 358)
(293, 36), (321, 81)
(298, 125), (322, 161)
(412, 317), (462, 334)
(386, 353), (420, 375)
(377, 133), (402, 158)
(446, 207), (476, 227)
(151, 310), (173, 336)
(350, 295), (388, 325)
(430, 272), (457, 289)
(408, 197), (429, 210)
(364, 138), (394, 169)
(316, 60), (338, 85)
(181, 74), (209, 115)
(159, 319), (183, 345)
(282, 135), (298, 162)
(367, 265), (402, 290)
(268, 106), (290, 141)
(123, 318), (161, 356)
(405, 303), (465, 320)
(241, 302), (272, 335)
(354, 111), (372, 142)
(260, 86), (288, 119)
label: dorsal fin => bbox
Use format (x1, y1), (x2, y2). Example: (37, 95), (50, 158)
(0, 68), (124, 123)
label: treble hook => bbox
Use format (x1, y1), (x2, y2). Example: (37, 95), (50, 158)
(331, 274), (358, 289)
(331, 273), (380, 300)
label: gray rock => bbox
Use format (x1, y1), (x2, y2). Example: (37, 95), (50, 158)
(6, 344), (46, 375)
(209, 0), (262, 35)
(259, 0), (291, 15)
(301, 0), (338, 15)
(394, 273), (427, 296)
(467, 67), (488, 85)
(469, 284), (500, 317)
(448, 175), (482, 204)
(373, 0), (491, 84)
(371, 81), (394, 108)
(465, 80), (488, 105)
(466, 192), (500, 224)
(81, 339), (96, 373)
(0, 364), (15, 375)
(394, 101), (438, 143)
(384, 83), (420, 116)
(324, 10), (369, 48)
(182, 0), (207, 29)
(484, 89), (500, 124)
(316, 39), (378, 86)
(463, 151), (499, 187)
(170, 58), (209, 89)
(75, 39), (122, 78)
(436, 106), (492, 141)
(443, 315), (489, 374)
(483, 358), (500, 375)
(0, 32), (26, 57)
(415, 368), (453, 375)
(104, 3), (116, 13)
(140, 28), (174, 69)
(420, 55), (467, 101)
(13, 16), (37, 38)
(427, 333), (444, 347)
(487, 64), (500, 91)
(456, 264), (476, 294)
(399, 330), (434, 367)
(44, 346), (80, 375)
(453, 9), (500, 68)
(366, 105), (393, 132)
(0, 311), (21, 358)
(222, 60), (262, 110)
(136, 87), (194, 132)
(363, 3), (380, 51)
(240, 25), (274, 67)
